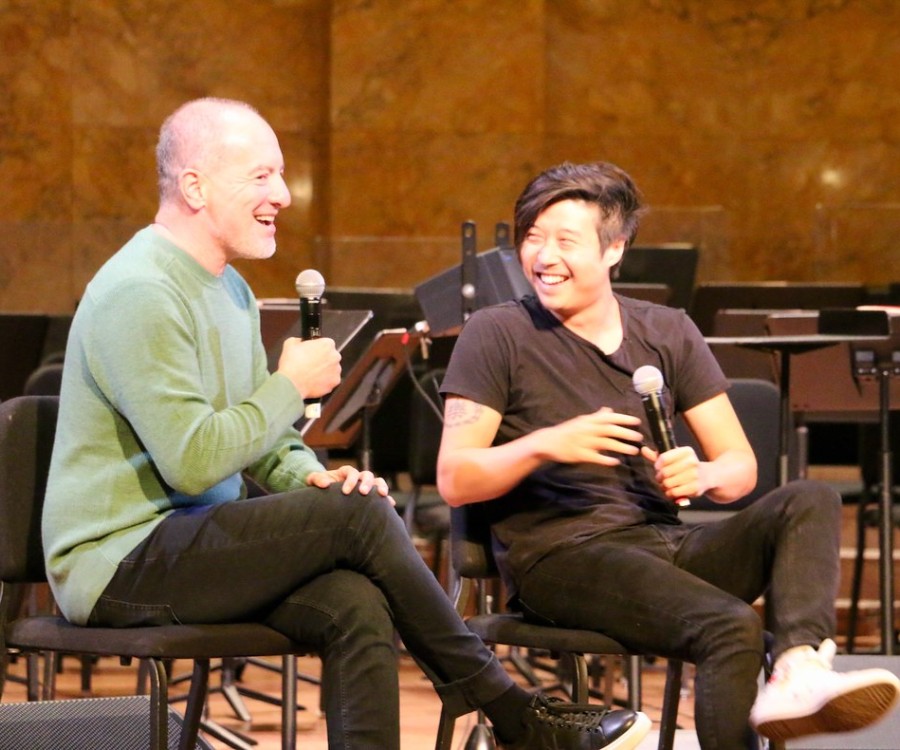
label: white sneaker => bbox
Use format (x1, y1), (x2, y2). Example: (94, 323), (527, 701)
(750, 638), (900, 742)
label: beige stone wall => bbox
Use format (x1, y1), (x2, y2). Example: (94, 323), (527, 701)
(2, 0), (899, 313)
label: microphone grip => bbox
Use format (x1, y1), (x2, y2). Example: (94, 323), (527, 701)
(299, 296), (322, 419)
(642, 391), (677, 453)
(641, 391), (690, 507)
(300, 297), (321, 340)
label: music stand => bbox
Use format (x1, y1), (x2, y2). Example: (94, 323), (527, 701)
(690, 281), (867, 335)
(257, 300), (373, 374)
(704, 333), (888, 484)
(804, 306), (900, 656)
(617, 243), (698, 311)
(301, 330), (422, 469)
(611, 282), (672, 306)
(707, 314), (895, 653)
(850, 337), (900, 656)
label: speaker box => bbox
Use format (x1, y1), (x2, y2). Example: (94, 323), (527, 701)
(414, 246), (533, 335)
(0, 696), (214, 750)
(785, 655), (900, 749)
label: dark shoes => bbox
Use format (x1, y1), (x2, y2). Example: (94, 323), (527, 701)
(500, 694), (651, 750)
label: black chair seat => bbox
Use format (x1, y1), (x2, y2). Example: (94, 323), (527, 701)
(7, 617), (299, 660)
(466, 613), (634, 657)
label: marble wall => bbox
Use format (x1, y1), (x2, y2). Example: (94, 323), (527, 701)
(2, 0), (900, 313)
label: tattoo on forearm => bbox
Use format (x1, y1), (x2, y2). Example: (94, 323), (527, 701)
(445, 400), (483, 427)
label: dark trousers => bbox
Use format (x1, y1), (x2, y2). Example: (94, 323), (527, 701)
(89, 484), (510, 749)
(514, 480), (842, 750)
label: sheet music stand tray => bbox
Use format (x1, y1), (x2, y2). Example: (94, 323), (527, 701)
(301, 330), (422, 468)
(704, 333), (883, 485)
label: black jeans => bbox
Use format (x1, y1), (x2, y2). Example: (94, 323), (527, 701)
(89, 484), (510, 749)
(514, 480), (841, 750)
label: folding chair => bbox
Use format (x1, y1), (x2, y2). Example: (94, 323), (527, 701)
(0, 395), (310, 750)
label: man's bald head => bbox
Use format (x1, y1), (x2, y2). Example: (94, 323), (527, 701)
(155, 98), (264, 205)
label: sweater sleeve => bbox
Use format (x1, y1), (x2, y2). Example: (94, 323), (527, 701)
(85, 275), (312, 497)
(245, 429), (325, 492)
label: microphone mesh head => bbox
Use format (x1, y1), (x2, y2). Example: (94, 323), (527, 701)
(295, 269), (325, 299)
(632, 365), (665, 396)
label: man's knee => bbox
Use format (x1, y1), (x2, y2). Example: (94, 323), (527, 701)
(696, 599), (764, 662)
(759, 479), (841, 525)
(782, 479), (842, 528)
(308, 483), (401, 527)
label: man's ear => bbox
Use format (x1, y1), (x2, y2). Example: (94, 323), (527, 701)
(603, 238), (626, 269)
(179, 168), (206, 210)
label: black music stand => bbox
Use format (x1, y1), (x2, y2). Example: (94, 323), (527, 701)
(301, 330), (422, 470)
(817, 308), (899, 656)
(852, 346), (899, 655)
(705, 334), (888, 484)
(707, 317), (896, 653)
(257, 301), (373, 374)
(611, 282), (672, 306)
(617, 243), (698, 311)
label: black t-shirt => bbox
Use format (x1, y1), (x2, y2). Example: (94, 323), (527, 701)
(440, 294), (728, 600)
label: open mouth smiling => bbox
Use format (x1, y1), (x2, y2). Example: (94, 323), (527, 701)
(536, 272), (568, 286)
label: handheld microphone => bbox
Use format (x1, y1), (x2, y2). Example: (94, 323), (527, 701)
(632, 365), (689, 507)
(632, 365), (676, 453)
(295, 268), (326, 419)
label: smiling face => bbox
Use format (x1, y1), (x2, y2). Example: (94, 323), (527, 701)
(519, 198), (624, 322)
(197, 110), (291, 263)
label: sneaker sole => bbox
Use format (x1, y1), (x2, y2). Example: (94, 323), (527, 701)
(755, 681), (900, 742)
(604, 711), (652, 750)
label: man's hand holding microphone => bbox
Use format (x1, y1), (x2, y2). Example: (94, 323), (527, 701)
(278, 269), (393, 504)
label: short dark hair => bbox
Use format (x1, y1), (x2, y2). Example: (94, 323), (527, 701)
(513, 161), (646, 252)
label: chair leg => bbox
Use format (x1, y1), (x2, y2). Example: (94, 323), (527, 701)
(463, 723), (497, 749)
(569, 653), (590, 703)
(174, 658), (259, 750)
(626, 654), (642, 711)
(434, 706), (456, 750)
(144, 657), (170, 750)
(600, 656), (616, 707)
(79, 654), (93, 693)
(28, 651), (43, 701)
(657, 659), (682, 750)
(281, 655), (297, 750)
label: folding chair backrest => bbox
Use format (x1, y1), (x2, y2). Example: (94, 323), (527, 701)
(0, 396), (58, 584)
(449, 502), (500, 581)
(675, 377), (780, 510)
(727, 378), (780, 499)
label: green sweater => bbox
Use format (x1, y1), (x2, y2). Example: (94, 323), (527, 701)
(43, 227), (324, 624)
